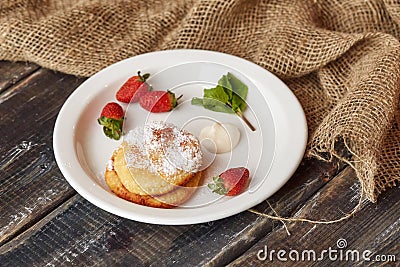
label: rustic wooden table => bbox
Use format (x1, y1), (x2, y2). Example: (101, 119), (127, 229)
(0, 61), (398, 266)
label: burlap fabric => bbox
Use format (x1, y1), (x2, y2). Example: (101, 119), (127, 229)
(1, 0), (399, 202)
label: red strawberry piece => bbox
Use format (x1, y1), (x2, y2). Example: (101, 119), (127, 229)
(139, 90), (182, 113)
(97, 102), (124, 140)
(208, 167), (250, 196)
(116, 71), (150, 103)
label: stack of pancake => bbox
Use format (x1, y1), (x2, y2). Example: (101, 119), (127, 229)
(105, 121), (203, 208)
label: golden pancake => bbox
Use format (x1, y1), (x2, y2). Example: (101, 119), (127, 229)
(104, 121), (203, 208)
(105, 167), (201, 208)
(113, 147), (195, 195)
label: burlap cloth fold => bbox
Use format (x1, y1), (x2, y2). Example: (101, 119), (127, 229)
(1, 0), (399, 203)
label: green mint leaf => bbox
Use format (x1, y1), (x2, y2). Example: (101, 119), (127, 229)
(218, 74), (233, 99)
(192, 95), (233, 113)
(218, 73), (248, 113)
(231, 92), (247, 112)
(203, 98), (234, 113)
(203, 85), (230, 103)
(191, 97), (204, 106)
(191, 72), (255, 131)
(199, 85), (234, 113)
(227, 72), (248, 100)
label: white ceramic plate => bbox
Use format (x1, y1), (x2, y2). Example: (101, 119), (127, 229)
(53, 49), (307, 225)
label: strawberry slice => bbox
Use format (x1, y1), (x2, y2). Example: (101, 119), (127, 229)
(97, 102), (124, 140)
(208, 167), (250, 196)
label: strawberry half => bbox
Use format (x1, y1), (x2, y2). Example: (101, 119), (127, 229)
(116, 71), (150, 103)
(139, 90), (182, 113)
(97, 102), (124, 140)
(208, 167), (250, 196)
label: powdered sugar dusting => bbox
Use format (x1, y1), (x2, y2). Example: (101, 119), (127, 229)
(123, 121), (202, 176)
(123, 126), (153, 171)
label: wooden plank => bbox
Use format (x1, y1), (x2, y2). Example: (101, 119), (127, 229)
(0, 61), (40, 93)
(0, 156), (346, 266)
(228, 167), (400, 266)
(0, 68), (86, 246)
(0, 194), (262, 266)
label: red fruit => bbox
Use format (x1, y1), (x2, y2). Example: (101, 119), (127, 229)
(116, 71), (150, 103)
(208, 167), (250, 196)
(139, 91), (182, 113)
(98, 102), (124, 140)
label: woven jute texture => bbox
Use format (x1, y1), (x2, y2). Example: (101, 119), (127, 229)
(1, 0), (400, 202)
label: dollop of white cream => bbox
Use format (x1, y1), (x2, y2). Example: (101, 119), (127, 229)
(199, 122), (240, 153)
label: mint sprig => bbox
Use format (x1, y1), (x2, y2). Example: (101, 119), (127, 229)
(191, 72), (255, 131)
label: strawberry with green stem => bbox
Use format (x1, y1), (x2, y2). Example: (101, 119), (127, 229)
(208, 167), (250, 196)
(97, 102), (124, 140)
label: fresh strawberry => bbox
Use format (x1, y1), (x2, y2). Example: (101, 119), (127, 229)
(97, 102), (124, 140)
(116, 71), (150, 103)
(208, 167), (250, 196)
(139, 91), (182, 113)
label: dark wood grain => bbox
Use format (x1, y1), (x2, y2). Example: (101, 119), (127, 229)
(228, 167), (400, 266)
(0, 194), (262, 266)
(0, 61), (39, 93)
(0, 68), (86, 246)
